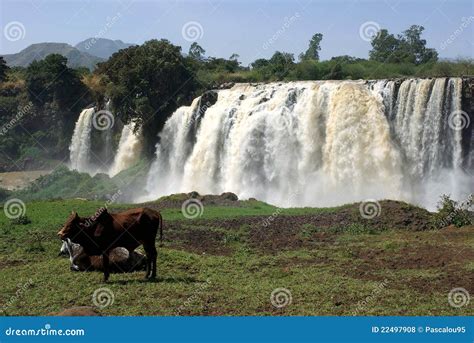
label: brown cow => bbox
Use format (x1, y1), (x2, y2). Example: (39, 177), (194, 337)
(58, 207), (163, 282)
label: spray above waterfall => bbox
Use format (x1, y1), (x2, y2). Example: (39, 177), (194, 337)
(142, 78), (473, 209)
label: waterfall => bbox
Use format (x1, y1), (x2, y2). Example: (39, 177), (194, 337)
(108, 122), (143, 177)
(103, 100), (113, 163)
(140, 78), (473, 209)
(69, 107), (95, 172)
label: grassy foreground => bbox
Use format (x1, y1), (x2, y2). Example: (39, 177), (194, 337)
(0, 197), (472, 316)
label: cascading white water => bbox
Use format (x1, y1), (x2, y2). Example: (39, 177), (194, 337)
(142, 78), (473, 209)
(108, 122), (143, 177)
(69, 107), (95, 172)
(104, 100), (113, 163)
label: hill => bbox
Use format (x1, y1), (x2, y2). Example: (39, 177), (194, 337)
(2, 43), (103, 70)
(75, 38), (134, 59)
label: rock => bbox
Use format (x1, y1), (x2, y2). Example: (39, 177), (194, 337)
(188, 191), (200, 198)
(220, 192), (238, 201)
(201, 90), (218, 108)
(218, 82), (235, 89)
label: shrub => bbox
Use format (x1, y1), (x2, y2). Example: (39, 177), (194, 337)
(431, 194), (473, 228)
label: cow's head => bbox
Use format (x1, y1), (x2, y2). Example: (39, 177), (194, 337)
(58, 211), (83, 241)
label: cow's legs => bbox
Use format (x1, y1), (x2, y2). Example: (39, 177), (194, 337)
(102, 251), (110, 282)
(143, 243), (157, 279)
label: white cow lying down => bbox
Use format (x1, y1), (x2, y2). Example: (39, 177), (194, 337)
(59, 238), (147, 273)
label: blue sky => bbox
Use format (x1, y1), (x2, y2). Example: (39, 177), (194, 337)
(1, 0), (473, 65)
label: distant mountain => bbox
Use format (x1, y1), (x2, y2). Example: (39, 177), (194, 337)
(2, 43), (103, 70)
(75, 38), (134, 59)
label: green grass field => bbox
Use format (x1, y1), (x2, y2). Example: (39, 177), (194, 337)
(0, 198), (472, 316)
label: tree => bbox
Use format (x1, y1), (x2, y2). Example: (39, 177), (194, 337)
(400, 25), (438, 64)
(229, 53), (239, 61)
(188, 42), (206, 60)
(369, 29), (400, 63)
(251, 58), (269, 69)
(25, 54), (88, 111)
(369, 25), (438, 64)
(0, 57), (9, 82)
(97, 39), (196, 156)
(22, 54), (91, 157)
(300, 33), (323, 61)
(269, 51), (295, 80)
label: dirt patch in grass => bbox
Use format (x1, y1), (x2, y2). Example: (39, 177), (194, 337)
(0, 258), (28, 269)
(164, 223), (232, 256)
(401, 272), (473, 294)
(158, 200), (433, 253)
(355, 244), (473, 270)
(248, 218), (337, 253)
(341, 229), (474, 293)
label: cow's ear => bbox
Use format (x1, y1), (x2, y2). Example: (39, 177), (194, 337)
(94, 225), (104, 237)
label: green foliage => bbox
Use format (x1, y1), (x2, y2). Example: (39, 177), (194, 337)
(14, 166), (118, 201)
(0, 57), (9, 82)
(189, 42), (206, 60)
(431, 194), (473, 228)
(370, 25), (438, 65)
(300, 33), (323, 61)
(25, 54), (89, 111)
(0, 54), (91, 165)
(250, 51), (295, 81)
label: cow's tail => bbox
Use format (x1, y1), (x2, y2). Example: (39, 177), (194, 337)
(158, 213), (164, 247)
